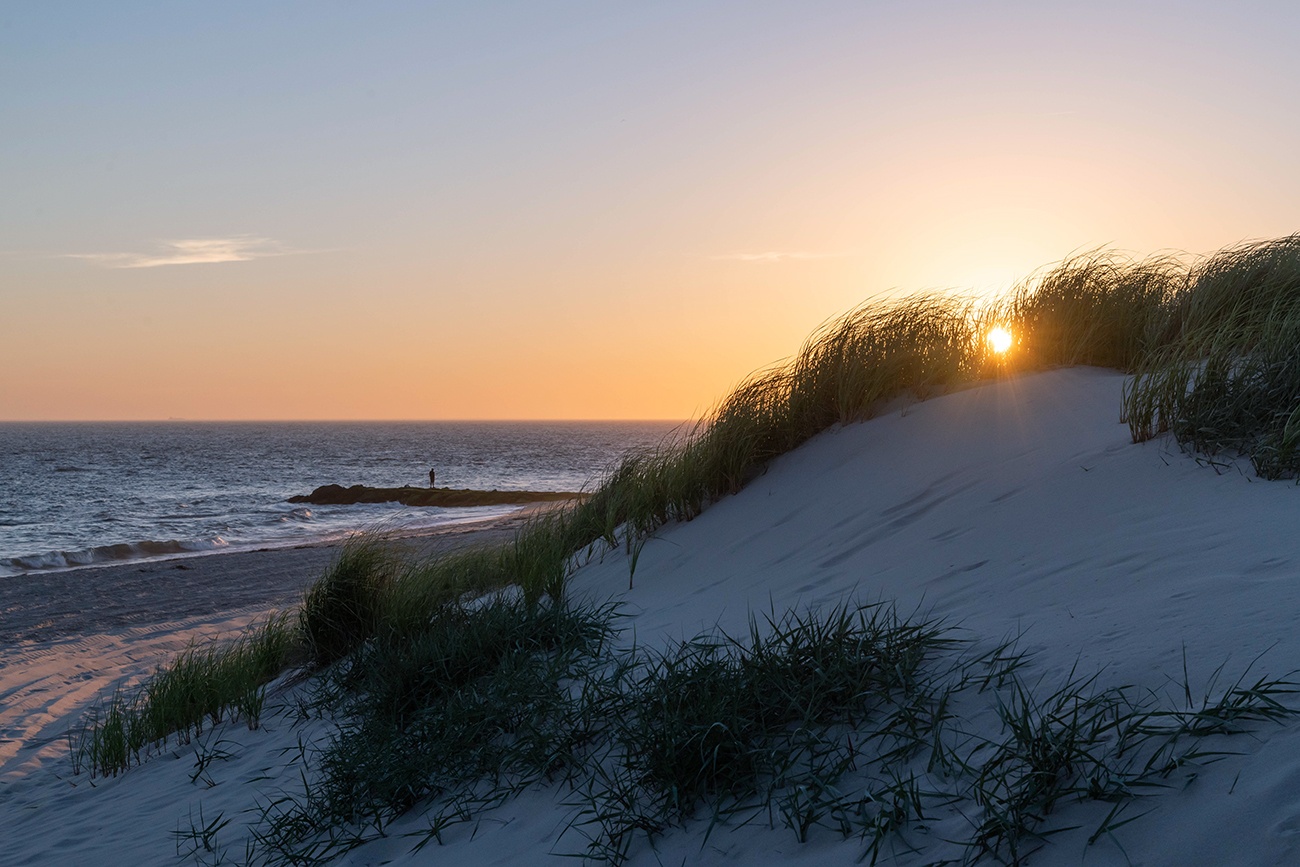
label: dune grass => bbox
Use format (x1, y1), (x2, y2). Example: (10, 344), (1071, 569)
(229, 598), (1295, 866)
(299, 539), (394, 667)
(1120, 236), (1300, 476)
(253, 590), (619, 863)
(74, 235), (1300, 861)
(70, 613), (296, 777)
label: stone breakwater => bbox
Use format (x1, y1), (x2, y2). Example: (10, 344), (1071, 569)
(287, 484), (584, 507)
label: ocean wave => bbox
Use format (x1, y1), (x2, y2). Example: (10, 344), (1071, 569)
(0, 505), (529, 579)
(0, 536), (230, 576)
(54, 466), (93, 473)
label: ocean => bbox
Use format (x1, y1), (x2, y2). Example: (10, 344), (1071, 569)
(0, 421), (682, 578)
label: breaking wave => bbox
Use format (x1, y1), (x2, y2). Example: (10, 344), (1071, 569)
(0, 536), (230, 577)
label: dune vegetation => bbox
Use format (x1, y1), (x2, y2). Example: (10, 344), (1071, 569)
(71, 235), (1300, 865)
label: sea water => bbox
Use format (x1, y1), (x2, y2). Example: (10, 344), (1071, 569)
(0, 421), (681, 577)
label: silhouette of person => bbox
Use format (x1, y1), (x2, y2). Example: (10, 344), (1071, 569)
(429, 468), (436, 488)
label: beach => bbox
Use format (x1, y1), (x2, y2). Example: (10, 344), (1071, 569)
(0, 508), (545, 646)
(4, 367), (1300, 865)
(0, 420), (677, 579)
(0, 510), (539, 779)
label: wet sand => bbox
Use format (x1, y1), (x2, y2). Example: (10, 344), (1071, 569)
(0, 511), (540, 776)
(0, 511), (536, 646)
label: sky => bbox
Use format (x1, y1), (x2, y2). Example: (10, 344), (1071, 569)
(4, 1), (1300, 421)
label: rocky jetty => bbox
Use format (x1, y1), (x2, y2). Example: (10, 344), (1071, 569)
(287, 484), (583, 507)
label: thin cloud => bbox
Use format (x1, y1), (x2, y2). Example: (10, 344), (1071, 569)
(70, 236), (291, 269)
(713, 251), (847, 263)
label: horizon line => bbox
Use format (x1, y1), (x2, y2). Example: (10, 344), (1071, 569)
(0, 417), (691, 424)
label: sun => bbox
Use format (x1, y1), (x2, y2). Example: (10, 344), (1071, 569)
(987, 326), (1013, 354)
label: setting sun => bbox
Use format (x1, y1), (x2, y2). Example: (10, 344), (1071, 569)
(987, 326), (1013, 354)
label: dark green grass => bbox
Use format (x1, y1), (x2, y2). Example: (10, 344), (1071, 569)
(252, 591), (618, 864)
(567, 603), (953, 864)
(232, 599), (1297, 867)
(299, 539), (395, 667)
(70, 613), (296, 777)
(1122, 236), (1300, 476)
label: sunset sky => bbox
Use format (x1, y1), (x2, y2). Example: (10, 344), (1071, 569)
(4, 2), (1299, 420)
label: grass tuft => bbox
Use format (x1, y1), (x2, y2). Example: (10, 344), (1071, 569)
(231, 598), (1298, 867)
(299, 538), (394, 667)
(70, 613), (296, 777)
(1122, 235), (1300, 476)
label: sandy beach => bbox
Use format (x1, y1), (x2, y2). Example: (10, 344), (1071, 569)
(5, 369), (1300, 864)
(0, 510), (542, 646)
(0, 510), (537, 779)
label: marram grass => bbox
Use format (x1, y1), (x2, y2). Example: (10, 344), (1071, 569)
(74, 235), (1300, 862)
(233, 599), (1296, 867)
(70, 613), (296, 777)
(1122, 236), (1300, 476)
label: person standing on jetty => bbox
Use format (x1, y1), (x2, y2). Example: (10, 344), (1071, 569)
(429, 468), (436, 488)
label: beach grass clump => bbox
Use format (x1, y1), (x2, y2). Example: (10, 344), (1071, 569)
(308, 519), (586, 655)
(299, 538), (396, 667)
(965, 659), (1300, 866)
(1122, 236), (1300, 476)
(789, 296), (992, 427)
(252, 591), (617, 863)
(569, 603), (952, 862)
(696, 296), (992, 489)
(1003, 250), (1182, 371)
(230, 597), (1299, 867)
(1169, 234), (1300, 341)
(546, 294), (1001, 587)
(967, 672), (1143, 864)
(622, 604), (944, 807)
(1169, 330), (1300, 478)
(71, 612), (296, 777)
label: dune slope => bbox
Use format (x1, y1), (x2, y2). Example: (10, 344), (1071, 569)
(4, 367), (1300, 866)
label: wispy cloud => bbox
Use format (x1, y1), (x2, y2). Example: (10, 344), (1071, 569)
(712, 251), (847, 263)
(69, 236), (292, 269)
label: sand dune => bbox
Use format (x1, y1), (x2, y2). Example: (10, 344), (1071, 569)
(4, 368), (1300, 865)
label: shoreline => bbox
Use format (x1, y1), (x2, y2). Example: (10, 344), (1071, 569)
(0, 508), (544, 647)
(0, 502), (540, 582)
(0, 508), (546, 778)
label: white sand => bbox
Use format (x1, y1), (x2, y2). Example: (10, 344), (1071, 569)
(5, 368), (1300, 865)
